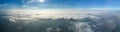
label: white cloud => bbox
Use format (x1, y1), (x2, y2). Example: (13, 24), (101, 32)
(5, 9), (112, 20)
(73, 22), (94, 32)
(26, 0), (36, 4)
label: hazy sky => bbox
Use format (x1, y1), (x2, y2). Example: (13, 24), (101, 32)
(0, 0), (120, 10)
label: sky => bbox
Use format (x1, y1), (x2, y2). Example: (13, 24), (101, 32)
(0, 0), (120, 10)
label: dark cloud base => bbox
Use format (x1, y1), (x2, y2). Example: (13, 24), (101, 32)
(0, 11), (120, 32)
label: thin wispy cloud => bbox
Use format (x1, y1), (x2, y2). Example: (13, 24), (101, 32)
(0, 0), (120, 10)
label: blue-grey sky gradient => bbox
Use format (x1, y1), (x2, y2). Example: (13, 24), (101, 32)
(0, 0), (120, 9)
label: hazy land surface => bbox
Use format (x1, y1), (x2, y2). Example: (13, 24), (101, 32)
(0, 10), (120, 32)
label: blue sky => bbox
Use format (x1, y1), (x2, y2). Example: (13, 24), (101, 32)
(0, 0), (120, 10)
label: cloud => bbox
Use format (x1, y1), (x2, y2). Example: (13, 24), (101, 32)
(4, 9), (112, 20)
(26, 0), (37, 4)
(1, 9), (120, 32)
(74, 22), (94, 32)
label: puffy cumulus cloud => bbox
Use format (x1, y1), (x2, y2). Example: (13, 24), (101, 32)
(73, 22), (94, 32)
(1, 9), (120, 32)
